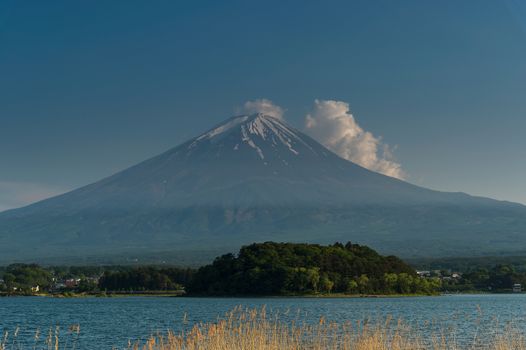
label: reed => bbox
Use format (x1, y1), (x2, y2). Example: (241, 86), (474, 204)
(0, 324), (80, 350)
(129, 306), (526, 350)
(2, 307), (526, 349)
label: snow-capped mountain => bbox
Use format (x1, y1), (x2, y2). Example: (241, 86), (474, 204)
(1, 113), (526, 263)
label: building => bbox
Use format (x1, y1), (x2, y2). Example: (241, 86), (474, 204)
(513, 283), (522, 293)
(65, 278), (81, 288)
(416, 271), (431, 278)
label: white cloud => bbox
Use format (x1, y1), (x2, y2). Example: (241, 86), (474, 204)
(0, 181), (66, 212)
(239, 99), (284, 119)
(304, 99), (406, 179)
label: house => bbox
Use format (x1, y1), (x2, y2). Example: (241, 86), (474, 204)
(416, 271), (431, 278)
(513, 283), (522, 293)
(53, 282), (66, 290)
(65, 278), (81, 288)
(31, 285), (40, 293)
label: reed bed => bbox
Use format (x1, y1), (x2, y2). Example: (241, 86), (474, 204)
(130, 306), (526, 350)
(2, 307), (526, 349)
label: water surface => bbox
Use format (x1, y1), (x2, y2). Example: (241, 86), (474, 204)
(0, 294), (523, 349)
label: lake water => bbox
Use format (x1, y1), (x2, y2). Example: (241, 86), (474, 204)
(0, 294), (525, 349)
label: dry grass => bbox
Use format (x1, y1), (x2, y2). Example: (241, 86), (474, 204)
(2, 307), (525, 349)
(0, 324), (80, 350)
(130, 306), (526, 350)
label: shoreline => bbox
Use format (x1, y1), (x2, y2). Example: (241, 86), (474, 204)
(2, 291), (507, 299)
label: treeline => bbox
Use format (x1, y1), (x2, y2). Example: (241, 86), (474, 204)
(1, 242), (441, 296)
(443, 264), (526, 292)
(0, 264), (192, 294)
(0, 264), (53, 293)
(99, 267), (194, 291)
(188, 242), (440, 295)
(409, 256), (526, 273)
(409, 255), (526, 292)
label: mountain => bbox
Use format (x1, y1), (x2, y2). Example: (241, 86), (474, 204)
(1, 113), (526, 263)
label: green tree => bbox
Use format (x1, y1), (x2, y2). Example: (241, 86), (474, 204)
(319, 274), (334, 293)
(397, 273), (413, 294)
(383, 273), (398, 293)
(346, 280), (359, 294)
(3, 273), (16, 292)
(357, 274), (370, 294)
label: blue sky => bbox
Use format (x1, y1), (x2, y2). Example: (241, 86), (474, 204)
(1, 0), (526, 210)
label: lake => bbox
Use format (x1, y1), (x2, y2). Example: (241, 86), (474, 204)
(0, 294), (524, 349)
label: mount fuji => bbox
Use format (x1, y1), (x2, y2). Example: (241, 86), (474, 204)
(1, 114), (525, 263)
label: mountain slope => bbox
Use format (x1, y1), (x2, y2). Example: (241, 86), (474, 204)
(1, 114), (525, 263)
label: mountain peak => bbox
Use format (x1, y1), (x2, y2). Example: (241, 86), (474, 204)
(186, 113), (324, 162)
(194, 113), (290, 141)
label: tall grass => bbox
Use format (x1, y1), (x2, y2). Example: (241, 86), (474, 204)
(0, 324), (80, 350)
(130, 306), (526, 350)
(2, 307), (526, 349)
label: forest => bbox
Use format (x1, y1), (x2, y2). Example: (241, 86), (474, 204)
(188, 242), (441, 295)
(99, 267), (194, 291)
(440, 264), (526, 292)
(0, 242), (446, 296)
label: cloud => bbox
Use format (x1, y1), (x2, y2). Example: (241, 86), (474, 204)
(239, 99), (284, 119)
(304, 99), (406, 179)
(0, 181), (66, 212)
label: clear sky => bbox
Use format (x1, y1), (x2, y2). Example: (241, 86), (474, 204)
(1, 0), (526, 211)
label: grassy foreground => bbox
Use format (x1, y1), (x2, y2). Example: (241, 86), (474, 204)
(1, 307), (525, 349)
(130, 307), (526, 350)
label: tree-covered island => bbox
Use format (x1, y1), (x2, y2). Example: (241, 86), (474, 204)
(187, 242), (441, 296)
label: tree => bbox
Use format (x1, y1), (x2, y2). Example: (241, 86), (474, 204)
(384, 273), (398, 293)
(319, 274), (334, 293)
(397, 273), (413, 294)
(346, 280), (359, 294)
(357, 274), (370, 294)
(3, 273), (15, 292)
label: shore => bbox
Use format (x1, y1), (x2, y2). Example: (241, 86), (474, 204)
(0, 290), (185, 298)
(0, 291), (463, 298)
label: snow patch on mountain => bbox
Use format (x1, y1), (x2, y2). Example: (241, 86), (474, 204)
(187, 113), (322, 161)
(241, 124), (265, 159)
(190, 116), (249, 148)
